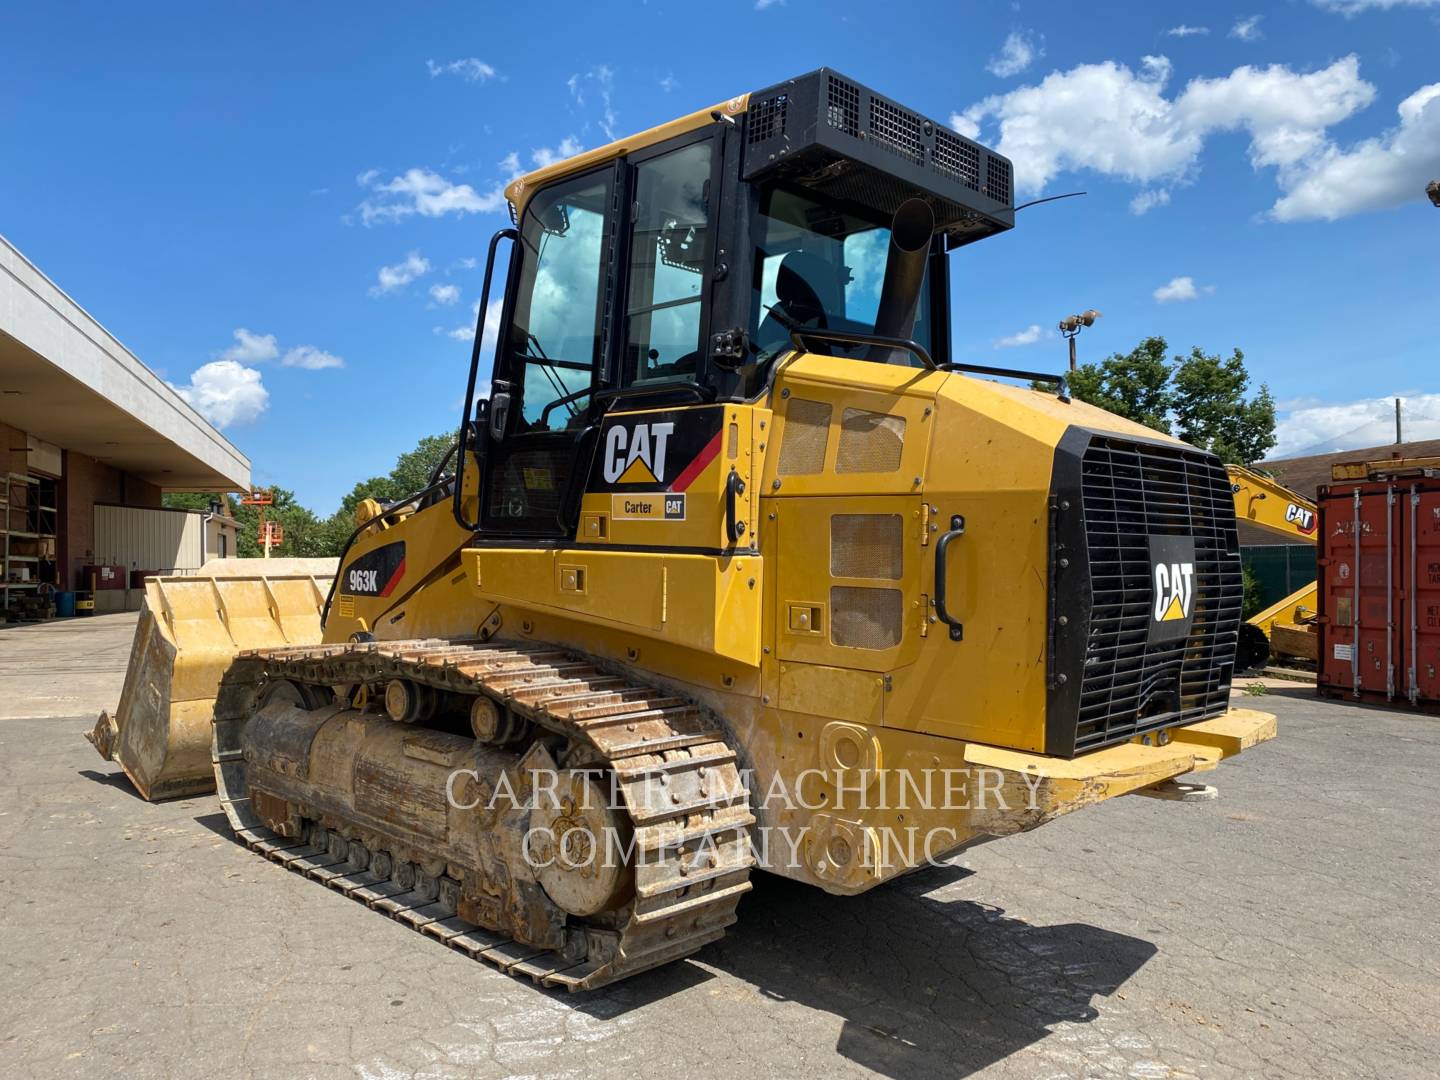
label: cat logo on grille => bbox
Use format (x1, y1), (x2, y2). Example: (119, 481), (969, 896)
(1153, 561), (1195, 622)
(1146, 534), (1197, 643)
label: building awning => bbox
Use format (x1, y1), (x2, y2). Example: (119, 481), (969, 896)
(0, 234), (250, 491)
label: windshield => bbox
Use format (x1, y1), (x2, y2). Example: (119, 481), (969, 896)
(749, 185), (933, 366)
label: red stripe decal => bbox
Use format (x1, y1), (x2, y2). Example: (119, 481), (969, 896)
(379, 558), (406, 598)
(669, 432), (723, 492)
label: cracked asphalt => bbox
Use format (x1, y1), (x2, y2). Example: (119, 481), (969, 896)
(1, 618), (1437, 1078)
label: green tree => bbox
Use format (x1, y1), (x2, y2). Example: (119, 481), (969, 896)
(1067, 336), (1173, 434)
(1170, 347), (1277, 464)
(1062, 336), (1276, 464)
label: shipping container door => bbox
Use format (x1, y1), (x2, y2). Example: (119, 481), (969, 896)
(1323, 487), (1397, 697)
(1404, 482), (1440, 705)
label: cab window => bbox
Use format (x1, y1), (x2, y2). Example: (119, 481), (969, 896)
(750, 185), (933, 366)
(505, 172), (610, 433)
(620, 141), (713, 385)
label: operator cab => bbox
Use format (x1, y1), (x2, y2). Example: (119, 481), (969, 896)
(462, 69), (1015, 538)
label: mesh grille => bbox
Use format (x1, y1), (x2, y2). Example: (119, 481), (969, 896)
(749, 93), (789, 145)
(830, 586), (903, 650)
(831, 514), (903, 579)
(487, 447), (566, 521)
(825, 75), (860, 137)
(985, 156), (1013, 206)
(932, 129), (980, 191)
(778, 398), (831, 475)
(836, 408), (905, 473)
(1073, 437), (1241, 752)
(869, 98), (924, 166)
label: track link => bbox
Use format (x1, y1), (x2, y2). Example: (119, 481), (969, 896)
(211, 638), (755, 991)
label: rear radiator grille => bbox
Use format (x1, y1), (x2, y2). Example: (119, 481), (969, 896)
(830, 586), (903, 650)
(1068, 436), (1241, 752)
(778, 399), (831, 475)
(831, 514), (903, 580)
(836, 408), (905, 473)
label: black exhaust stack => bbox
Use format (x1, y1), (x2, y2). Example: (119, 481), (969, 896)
(867, 198), (935, 361)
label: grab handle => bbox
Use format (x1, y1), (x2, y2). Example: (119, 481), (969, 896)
(934, 514), (966, 642)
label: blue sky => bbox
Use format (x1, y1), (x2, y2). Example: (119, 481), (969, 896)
(3, 0), (1438, 511)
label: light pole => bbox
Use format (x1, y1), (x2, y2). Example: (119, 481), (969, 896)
(1058, 310), (1101, 371)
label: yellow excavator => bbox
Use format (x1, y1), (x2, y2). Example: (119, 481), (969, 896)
(90, 70), (1274, 991)
(1227, 464), (1319, 670)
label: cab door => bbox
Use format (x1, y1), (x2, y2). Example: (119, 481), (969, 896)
(481, 167), (616, 538)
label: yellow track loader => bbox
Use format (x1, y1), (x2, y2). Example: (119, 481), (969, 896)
(96, 70), (1274, 991)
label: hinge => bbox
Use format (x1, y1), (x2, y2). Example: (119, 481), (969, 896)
(920, 502), (935, 546)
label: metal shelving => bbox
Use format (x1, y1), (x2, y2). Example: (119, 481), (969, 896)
(2, 472), (59, 618)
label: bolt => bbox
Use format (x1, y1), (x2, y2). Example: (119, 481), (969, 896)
(781, 388), (790, 399)
(772, 479), (782, 490)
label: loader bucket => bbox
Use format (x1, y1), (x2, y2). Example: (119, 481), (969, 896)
(86, 558), (337, 801)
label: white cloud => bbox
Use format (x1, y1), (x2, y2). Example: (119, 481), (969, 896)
(659, 75), (677, 93)
(1153, 275), (1215, 303)
(221, 327), (279, 364)
(426, 58), (499, 82)
(1230, 15), (1264, 40)
(430, 283), (460, 305)
(952, 54), (1375, 211)
(1311, 0), (1439, 13)
(529, 137), (584, 169)
(987, 31), (1042, 78)
(1130, 188), (1172, 214)
(444, 303), (503, 350)
(567, 66), (617, 140)
(994, 324), (1049, 348)
(370, 251), (431, 295)
(172, 360), (269, 428)
(281, 345), (344, 370)
(1270, 393), (1440, 458)
(358, 168), (507, 225)
(1166, 25), (1210, 36)
(755, 0), (784, 9)
(1270, 81), (1440, 221)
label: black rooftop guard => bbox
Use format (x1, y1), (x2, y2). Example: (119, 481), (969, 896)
(743, 68), (1015, 248)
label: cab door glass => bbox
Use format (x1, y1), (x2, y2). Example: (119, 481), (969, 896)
(621, 141), (713, 385)
(507, 174), (610, 432)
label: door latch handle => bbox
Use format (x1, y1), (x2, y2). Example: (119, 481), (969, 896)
(934, 514), (966, 641)
(725, 470), (747, 545)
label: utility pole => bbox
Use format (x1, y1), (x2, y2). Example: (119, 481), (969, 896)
(1396, 397), (1403, 444)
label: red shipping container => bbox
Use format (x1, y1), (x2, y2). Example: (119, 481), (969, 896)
(1318, 471), (1440, 711)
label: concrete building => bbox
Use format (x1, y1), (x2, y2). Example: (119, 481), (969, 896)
(1, 234), (250, 615)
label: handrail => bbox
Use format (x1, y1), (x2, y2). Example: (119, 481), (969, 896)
(452, 227), (517, 533)
(788, 328), (936, 370)
(939, 362), (1071, 403)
